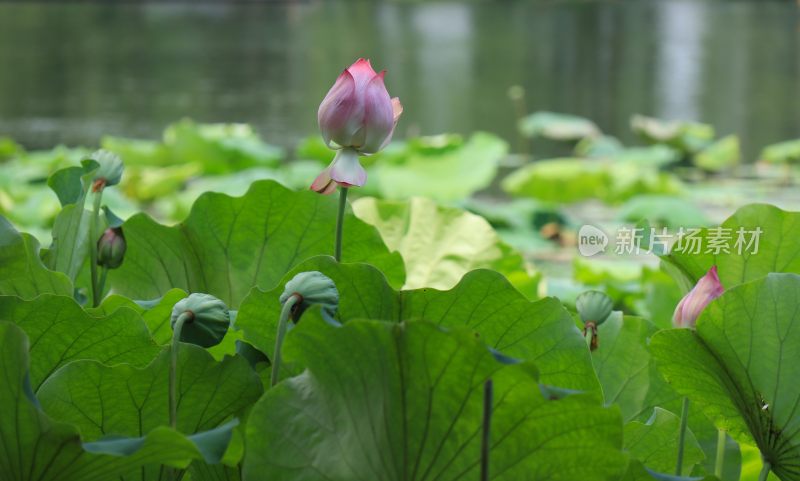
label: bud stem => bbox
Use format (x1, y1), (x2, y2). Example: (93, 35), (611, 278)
(334, 187), (348, 262)
(170, 311), (193, 429)
(583, 321), (598, 351)
(89, 190), (104, 307)
(758, 459), (771, 481)
(715, 429), (726, 478)
(271, 294), (301, 387)
(97, 267), (109, 303)
(481, 379), (493, 481)
(675, 396), (690, 475)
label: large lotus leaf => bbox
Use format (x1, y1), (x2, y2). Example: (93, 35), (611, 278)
(694, 135), (740, 172)
(102, 119), (284, 173)
(109, 180), (405, 306)
(0, 216), (72, 298)
(630, 115), (714, 154)
(592, 314), (656, 422)
(237, 256), (600, 394)
(502, 158), (682, 204)
(519, 111), (600, 141)
(242, 317), (626, 481)
(366, 132), (508, 202)
(0, 321), (238, 481)
(619, 195), (709, 229)
(660, 204), (800, 288)
(0, 294), (160, 390)
(593, 313), (741, 478)
(91, 288), (189, 344)
(651, 274), (800, 480)
(760, 139), (800, 165)
(38, 343), (261, 458)
(625, 408), (705, 474)
(352, 196), (538, 297)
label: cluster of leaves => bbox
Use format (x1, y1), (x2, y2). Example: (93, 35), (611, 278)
(3, 113), (800, 481)
(2, 139), (798, 481)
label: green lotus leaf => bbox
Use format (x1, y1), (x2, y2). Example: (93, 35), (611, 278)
(243, 317), (626, 481)
(694, 135), (740, 172)
(366, 132), (508, 202)
(625, 408), (705, 474)
(0, 294), (160, 390)
(759, 139), (800, 165)
(502, 157), (682, 204)
(237, 256), (600, 394)
(519, 111), (600, 141)
(651, 274), (800, 480)
(352, 196), (538, 297)
(110, 180), (405, 306)
(0, 321), (239, 481)
(0, 216), (72, 298)
(660, 204), (800, 289)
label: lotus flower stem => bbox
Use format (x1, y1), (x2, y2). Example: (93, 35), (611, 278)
(758, 460), (771, 481)
(334, 187), (348, 262)
(97, 266), (109, 301)
(675, 396), (690, 475)
(88, 190), (104, 307)
(481, 379), (493, 481)
(170, 311), (193, 429)
(715, 429), (726, 478)
(272, 294), (301, 387)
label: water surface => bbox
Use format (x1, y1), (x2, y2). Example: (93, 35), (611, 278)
(0, 1), (798, 159)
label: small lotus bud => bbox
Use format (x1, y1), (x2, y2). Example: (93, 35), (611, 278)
(170, 293), (230, 347)
(576, 290), (613, 326)
(84, 149), (124, 191)
(279, 271), (339, 323)
(97, 227), (126, 269)
(673, 266), (724, 328)
(576, 290), (613, 351)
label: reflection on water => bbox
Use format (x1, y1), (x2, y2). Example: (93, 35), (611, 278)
(0, 1), (797, 159)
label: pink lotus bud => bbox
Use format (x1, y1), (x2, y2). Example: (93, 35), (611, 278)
(318, 58), (402, 154)
(312, 59), (402, 194)
(97, 227), (126, 269)
(672, 266), (724, 328)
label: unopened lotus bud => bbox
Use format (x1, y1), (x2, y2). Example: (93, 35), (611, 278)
(170, 293), (230, 347)
(576, 290), (613, 351)
(279, 271), (339, 323)
(673, 266), (724, 328)
(311, 58), (403, 194)
(97, 227), (126, 269)
(84, 149), (124, 191)
(576, 290), (613, 326)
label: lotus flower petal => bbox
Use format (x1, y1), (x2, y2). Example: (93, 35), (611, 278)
(310, 166), (338, 195)
(318, 69), (360, 148)
(359, 71), (396, 154)
(672, 266), (724, 328)
(329, 148), (367, 187)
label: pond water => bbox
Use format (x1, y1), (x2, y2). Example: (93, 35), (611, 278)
(0, 1), (798, 159)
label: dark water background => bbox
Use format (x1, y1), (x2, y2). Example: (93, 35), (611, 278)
(0, 1), (798, 160)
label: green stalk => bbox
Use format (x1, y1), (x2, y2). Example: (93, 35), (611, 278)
(481, 379), (493, 481)
(675, 397), (690, 475)
(97, 267), (109, 302)
(758, 460), (771, 481)
(170, 312), (192, 429)
(89, 190), (103, 307)
(334, 187), (349, 262)
(271, 294), (301, 387)
(715, 429), (726, 478)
